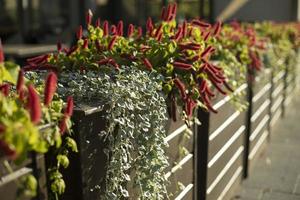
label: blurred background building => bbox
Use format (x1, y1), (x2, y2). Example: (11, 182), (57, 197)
(0, 0), (299, 63)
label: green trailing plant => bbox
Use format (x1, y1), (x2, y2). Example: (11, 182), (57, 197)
(56, 67), (169, 199)
(0, 41), (77, 200)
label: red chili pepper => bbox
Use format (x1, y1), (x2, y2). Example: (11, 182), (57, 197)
(44, 72), (57, 106)
(0, 84), (10, 96)
(95, 18), (101, 27)
(173, 61), (193, 70)
(142, 58), (152, 70)
(192, 20), (211, 28)
(127, 24), (134, 37)
(103, 20), (109, 36)
(174, 78), (187, 100)
(117, 20), (123, 36)
(108, 36), (117, 50)
(0, 39), (4, 63)
(76, 25), (83, 40)
(27, 84), (41, 124)
(16, 70), (25, 94)
(86, 9), (93, 26)
(65, 96), (74, 117)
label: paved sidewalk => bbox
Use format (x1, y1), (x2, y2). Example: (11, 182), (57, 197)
(231, 93), (300, 200)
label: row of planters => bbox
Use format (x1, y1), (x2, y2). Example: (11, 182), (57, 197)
(1, 4), (300, 200)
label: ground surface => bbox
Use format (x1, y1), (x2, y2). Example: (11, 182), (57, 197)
(231, 93), (300, 200)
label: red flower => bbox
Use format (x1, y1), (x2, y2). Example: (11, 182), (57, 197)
(173, 61), (193, 70)
(174, 78), (187, 100)
(76, 25), (83, 40)
(16, 70), (25, 94)
(146, 17), (154, 34)
(108, 36), (117, 50)
(83, 39), (88, 49)
(142, 58), (153, 70)
(110, 25), (117, 35)
(27, 84), (41, 124)
(86, 9), (93, 26)
(0, 39), (4, 63)
(137, 27), (143, 38)
(44, 72), (57, 106)
(213, 21), (222, 36)
(95, 18), (101, 27)
(65, 96), (74, 117)
(103, 20), (109, 36)
(192, 20), (211, 28)
(117, 20), (124, 36)
(127, 24), (134, 37)
(59, 115), (67, 135)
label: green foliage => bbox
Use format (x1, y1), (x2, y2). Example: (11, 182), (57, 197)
(0, 62), (75, 199)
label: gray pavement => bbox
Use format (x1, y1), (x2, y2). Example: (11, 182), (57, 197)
(231, 93), (300, 200)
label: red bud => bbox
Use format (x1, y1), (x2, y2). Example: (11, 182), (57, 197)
(16, 70), (25, 94)
(76, 25), (83, 40)
(86, 9), (93, 26)
(95, 18), (101, 27)
(108, 36), (117, 50)
(27, 84), (41, 124)
(127, 24), (134, 37)
(117, 20), (124, 36)
(103, 20), (109, 36)
(65, 96), (74, 117)
(142, 58), (152, 70)
(44, 72), (57, 106)
(0, 39), (4, 63)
